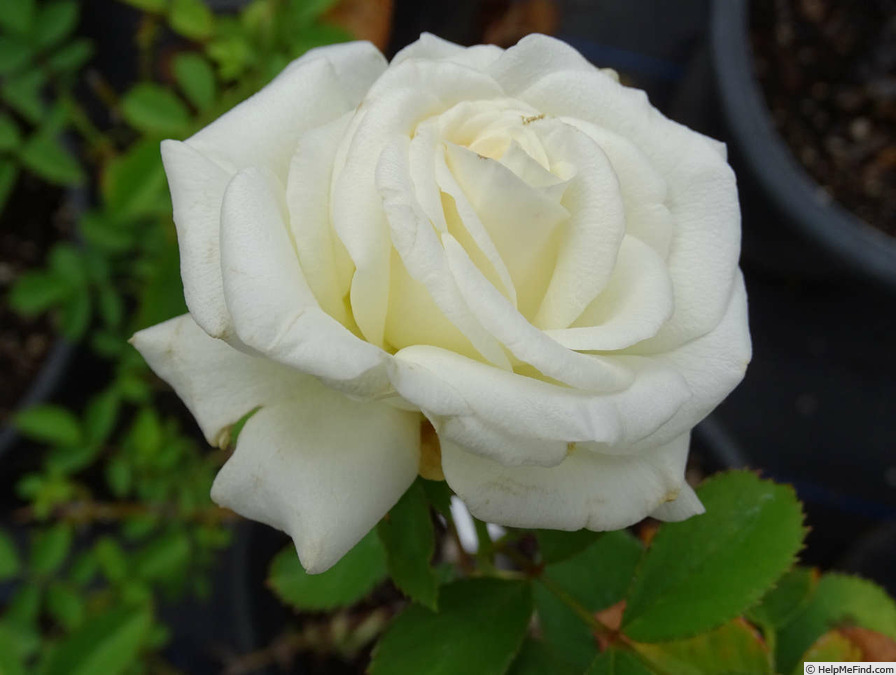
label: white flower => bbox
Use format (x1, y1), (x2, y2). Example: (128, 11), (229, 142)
(131, 34), (750, 573)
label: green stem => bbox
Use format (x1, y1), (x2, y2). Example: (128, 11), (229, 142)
(472, 516), (496, 574)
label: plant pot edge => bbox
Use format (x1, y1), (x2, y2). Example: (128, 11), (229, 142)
(710, 0), (896, 292)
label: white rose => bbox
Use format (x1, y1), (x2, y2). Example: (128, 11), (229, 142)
(132, 34), (750, 573)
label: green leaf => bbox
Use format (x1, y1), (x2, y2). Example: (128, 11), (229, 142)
(48, 243), (88, 286)
(0, 530), (20, 580)
(168, 0), (215, 41)
(285, 0), (341, 25)
(776, 573), (896, 673)
(0, 113), (22, 150)
(31, 524), (73, 576)
(623, 471), (805, 642)
(536, 528), (601, 564)
(747, 567), (818, 631)
(98, 283), (123, 328)
(46, 443), (103, 474)
(20, 133), (85, 185)
(633, 619), (773, 675)
(129, 407), (163, 460)
(94, 537), (128, 583)
(120, 83), (190, 135)
(42, 606), (150, 675)
(205, 34), (253, 80)
(508, 638), (580, 675)
(370, 578), (532, 675)
(5, 588), (41, 651)
(8, 270), (69, 315)
(134, 531), (190, 581)
(101, 138), (168, 221)
(58, 287), (91, 339)
(533, 583), (595, 669)
(0, 36), (32, 75)
(545, 530), (643, 612)
(172, 52), (216, 110)
(420, 478), (452, 517)
(46, 582), (85, 631)
(14, 405), (82, 445)
(0, 625), (26, 675)
(791, 631), (862, 671)
(84, 390), (120, 446)
(0, 0), (35, 34)
(0, 159), (18, 213)
(120, 0), (166, 11)
(586, 648), (652, 675)
(33, 1), (79, 49)
(377, 480), (439, 610)
(2, 69), (45, 122)
(46, 38), (92, 73)
(268, 530), (386, 611)
(79, 212), (135, 252)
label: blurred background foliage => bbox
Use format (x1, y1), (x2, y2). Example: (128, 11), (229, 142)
(1, 0), (895, 673)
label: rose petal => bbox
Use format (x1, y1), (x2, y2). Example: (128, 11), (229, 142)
(392, 32), (503, 70)
(628, 272), (751, 452)
(211, 388), (420, 573)
(130, 314), (304, 447)
(441, 433), (692, 531)
(187, 42), (386, 178)
(160, 44), (385, 340)
(563, 119), (674, 258)
(441, 232), (631, 390)
(444, 142), (569, 318)
(545, 235), (674, 351)
(533, 120), (627, 330)
(286, 113), (356, 325)
(331, 59), (503, 347)
(390, 345), (690, 466)
(159, 140), (234, 339)
(376, 135), (512, 369)
(487, 33), (596, 96)
(518, 69), (740, 349)
(220, 166), (388, 393)
(650, 483), (705, 522)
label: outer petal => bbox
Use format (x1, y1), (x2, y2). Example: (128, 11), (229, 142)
(628, 273), (751, 452)
(441, 433), (693, 531)
(220, 166), (388, 394)
(187, 42), (386, 178)
(650, 483), (704, 522)
(211, 387), (421, 573)
(161, 43), (385, 340)
(487, 33), (596, 95)
(392, 32), (503, 70)
(130, 314), (304, 447)
(389, 345), (690, 467)
(160, 141), (233, 339)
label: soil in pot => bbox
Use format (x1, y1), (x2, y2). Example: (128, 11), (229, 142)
(751, 0), (896, 236)
(0, 175), (71, 425)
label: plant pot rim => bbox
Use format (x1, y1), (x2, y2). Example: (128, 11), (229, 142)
(710, 0), (896, 290)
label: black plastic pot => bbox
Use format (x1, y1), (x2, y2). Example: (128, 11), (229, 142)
(709, 0), (896, 291)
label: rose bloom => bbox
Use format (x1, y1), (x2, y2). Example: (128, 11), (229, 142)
(132, 34), (750, 573)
